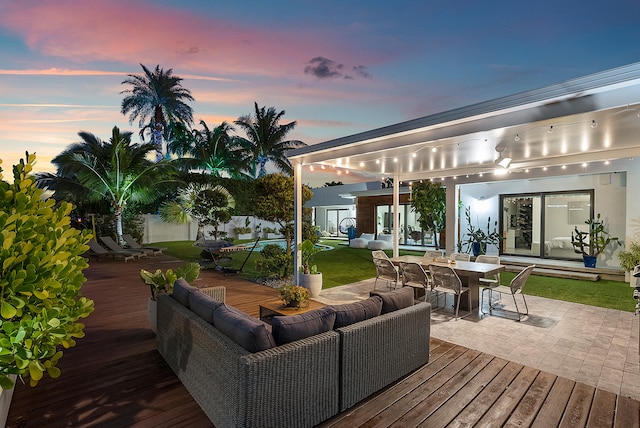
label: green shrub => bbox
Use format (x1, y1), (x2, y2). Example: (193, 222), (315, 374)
(618, 241), (640, 272)
(0, 153), (94, 388)
(254, 244), (292, 278)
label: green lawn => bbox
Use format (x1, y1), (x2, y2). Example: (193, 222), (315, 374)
(153, 240), (635, 313)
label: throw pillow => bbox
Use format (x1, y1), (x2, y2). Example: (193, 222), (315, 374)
(172, 278), (199, 307)
(370, 287), (414, 314)
(330, 296), (383, 328)
(189, 291), (224, 324)
(212, 304), (275, 352)
(271, 307), (337, 346)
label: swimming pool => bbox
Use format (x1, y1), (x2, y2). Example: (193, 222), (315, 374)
(246, 239), (333, 252)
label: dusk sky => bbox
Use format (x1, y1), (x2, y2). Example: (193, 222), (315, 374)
(1, 0), (640, 183)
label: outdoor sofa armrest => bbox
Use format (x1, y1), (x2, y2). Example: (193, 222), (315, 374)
(336, 301), (431, 411)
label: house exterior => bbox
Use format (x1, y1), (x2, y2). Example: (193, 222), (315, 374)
(291, 62), (640, 276)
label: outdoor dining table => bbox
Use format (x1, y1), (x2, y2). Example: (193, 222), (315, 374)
(389, 255), (506, 311)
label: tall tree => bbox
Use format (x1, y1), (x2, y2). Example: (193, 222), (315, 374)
(121, 64), (194, 161)
(410, 181), (447, 249)
(169, 120), (252, 178)
(234, 102), (306, 177)
(159, 183), (236, 241)
(253, 174), (313, 255)
(37, 127), (175, 245)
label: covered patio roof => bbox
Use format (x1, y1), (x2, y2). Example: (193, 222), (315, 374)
(289, 62), (640, 182)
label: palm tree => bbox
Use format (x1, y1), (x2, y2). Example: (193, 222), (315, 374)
(37, 127), (175, 245)
(169, 120), (253, 178)
(234, 102), (307, 177)
(159, 183), (235, 241)
(121, 64), (194, 161)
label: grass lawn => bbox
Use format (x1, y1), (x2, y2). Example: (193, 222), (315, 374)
(152, 239), (635, 313)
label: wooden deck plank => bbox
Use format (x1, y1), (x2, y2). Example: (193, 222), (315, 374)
(614, 395), (640, 428)
(503, 371), (557, 427)
(6, 255), (640, 427)
(474, 365), (539, 428)
(388, 352), (496, 427)
(530, 377), (576, 428)
(558, 382), (596, 427)
(586, 389), (617, 428)
(446, 360), (524, 428)
(418, 356), (509, 427)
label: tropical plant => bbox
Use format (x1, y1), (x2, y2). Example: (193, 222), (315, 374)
(0, 153), (94, 389)
(169, 120), (252, 178)
(140, 262), (200, 300)
(37, 127), (175, 246)
(278, 285), (310, 308)
(409, 181), (446, 248)
(159, 183), (235, 241)
(462, 206), (502, 255)
(618, 241), (640, 272)
(234, 102), (307, 177)
(253, 174), (313, 255)
(299, 239), (322, 274)
(121, 64), (194, 161)
(571, 213), (620, 257)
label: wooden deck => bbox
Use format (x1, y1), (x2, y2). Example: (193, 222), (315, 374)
(6, 255), (639, 427)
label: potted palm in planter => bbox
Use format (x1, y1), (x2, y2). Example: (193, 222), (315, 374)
(571, 213), (620, 268)
(140, 262), (200, 332)
(298, 239), (323, 298)
(462, 206), (503, 256)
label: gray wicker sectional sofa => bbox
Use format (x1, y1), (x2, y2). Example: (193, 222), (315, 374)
(157, 281), (431, 428)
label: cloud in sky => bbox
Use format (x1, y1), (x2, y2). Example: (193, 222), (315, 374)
(304, 57), (372, 80)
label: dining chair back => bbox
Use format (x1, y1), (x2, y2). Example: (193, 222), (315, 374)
(481, 264), (535, 321)
(429, 264), (470, 320)
(424, 250), (445, 259)
(372, 257), (400, 290)
(450, 253), (471, 262)
(399, 262), (430, 302)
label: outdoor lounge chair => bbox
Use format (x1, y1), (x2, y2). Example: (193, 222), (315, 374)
(122, 234), (165, 256)
(99, 236), (147, 259)
(86, 239), (138, 263)
(481, 264), (535, 321)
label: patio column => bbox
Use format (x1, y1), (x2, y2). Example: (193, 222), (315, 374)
(293, 161), (302, 285)
(393, 172), (400, 258)
(446, 184), (456, 256)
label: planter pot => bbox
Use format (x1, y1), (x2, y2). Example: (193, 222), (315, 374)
(0, 374), (17, 428)
(148, 297), (157, 334)
(264, 233), (280, 239)
(583, 255), (597, 268)
(236, 233), (253, 240)
(299, 272), (323, 298)
(472, 242), (486, 257)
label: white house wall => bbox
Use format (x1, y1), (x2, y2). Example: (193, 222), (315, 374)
(459, 169), (629, 266)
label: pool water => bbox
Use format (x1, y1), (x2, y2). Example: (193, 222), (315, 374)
(246, 239), (333, 252)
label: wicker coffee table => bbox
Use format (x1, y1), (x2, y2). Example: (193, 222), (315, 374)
(259, 299), (325, 325)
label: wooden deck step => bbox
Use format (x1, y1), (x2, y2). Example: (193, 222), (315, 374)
(504, 265), (600, 281)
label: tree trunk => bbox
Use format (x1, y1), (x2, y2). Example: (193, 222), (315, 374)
(114, 208), (125, 246)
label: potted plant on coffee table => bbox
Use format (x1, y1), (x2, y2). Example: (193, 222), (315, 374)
(140, 262), (200, 332)
(298, 239), (323, 298)
(279, 284), (310, 309)
(571, 213), (620, 268)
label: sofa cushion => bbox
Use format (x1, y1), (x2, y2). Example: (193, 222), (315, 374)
(360, 233), (375, 241)
(189, 291), (224, 324)
(370, 287), (414, 314)
(172, 278), (199, 307)
(271, 307), (337, 346)
(212, 304), (275, 352)
(330, 296), (383, 328)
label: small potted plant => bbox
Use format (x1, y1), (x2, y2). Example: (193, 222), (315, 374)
(263, 226), (280, 239)
(298, 239), (323, 297)
(140, 262), (200, 332)
(571, 213), (620, 268)
(462, 206), (503, 256)
(618, 241), (640, 283)
(279, 284), (310, 308)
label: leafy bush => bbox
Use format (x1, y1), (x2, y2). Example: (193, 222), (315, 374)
(140, 262), (201, 299)
(0, 153), (94, 389)
(618, 241), (640, 272)
(254, 244), (292, 278)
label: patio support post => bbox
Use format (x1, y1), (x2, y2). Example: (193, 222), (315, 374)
(446, 183), (456, 256)
(393, 172), (400, 258)
(293, 161), (303, 285)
